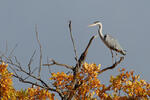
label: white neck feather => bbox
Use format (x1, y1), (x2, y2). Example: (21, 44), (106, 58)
(98, 23), (104, 39)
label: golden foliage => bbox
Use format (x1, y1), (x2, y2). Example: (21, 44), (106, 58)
(0, 62), (149, 99)
(0, 62), (15, 100)
(15, 87), (55, 100)
(109, 68), (150, 99)
(0, 62), (54, 100)
(50, 63), (150, 99)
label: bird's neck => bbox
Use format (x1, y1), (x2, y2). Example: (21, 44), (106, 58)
(98, 25), (104, 39)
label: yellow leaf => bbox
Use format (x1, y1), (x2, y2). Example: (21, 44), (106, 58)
(128, 81), (132, 85)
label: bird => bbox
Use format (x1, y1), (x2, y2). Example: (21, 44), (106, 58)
(88, 21), (126, 63)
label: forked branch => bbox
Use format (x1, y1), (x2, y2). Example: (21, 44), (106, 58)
(67, 35), (97, 100)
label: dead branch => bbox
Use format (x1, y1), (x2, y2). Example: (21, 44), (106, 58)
(69, 21), (78, 61)
(77, 35), (97, 68)
(35, 24), (42, 78)
(12, 74), (64, 98)
(8, 44), (18, 58)
(0, 56), (65, 99)
(43, 59), (74, 70)
(28, 50), (36, 74)
(46, 57), (52, 74)
(73, 35), (97, 77)
(98, 57), (124, 74)
(67, 35), (97, 100)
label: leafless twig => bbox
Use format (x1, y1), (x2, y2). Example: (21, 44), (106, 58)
(8, 44), (18, 58)
(43, 59), (73, 70)
(35, 24), (42, 79)
(12, 73), (64, 98)
(69, 21), (78, 61)
(28, 50), (36, 74)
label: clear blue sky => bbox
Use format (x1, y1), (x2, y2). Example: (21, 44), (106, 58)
(0, 0), (150, 90)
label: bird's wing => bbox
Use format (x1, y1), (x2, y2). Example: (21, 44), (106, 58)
(104, 34), (123, 51)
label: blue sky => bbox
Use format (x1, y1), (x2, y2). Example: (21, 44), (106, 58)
(0, 0), (150, 90)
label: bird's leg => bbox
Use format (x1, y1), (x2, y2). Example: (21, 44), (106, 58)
(110, 50), (114, 64)
(115, 52), (118, 62)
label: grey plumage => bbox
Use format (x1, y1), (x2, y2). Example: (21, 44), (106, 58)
(104, 34), (126, 55)
(89, 21), (126, 56)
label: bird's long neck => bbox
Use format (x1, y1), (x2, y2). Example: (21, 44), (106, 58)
(98, 24), (104, 40)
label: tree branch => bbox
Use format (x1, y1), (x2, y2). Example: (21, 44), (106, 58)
(69, 21), (78, 61)
(67, 35), (97, 100)
(35, 24), (42, 79)
(8, 44), (18, 58)
(12, 74), (64, 99)
(28, 50), (36, 74)
(43, 59), (74, 70)
(98, 57), (124, 74)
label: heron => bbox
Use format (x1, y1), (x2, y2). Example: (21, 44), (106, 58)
(88, 21), (126, 63)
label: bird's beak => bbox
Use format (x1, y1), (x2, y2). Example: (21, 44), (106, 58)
(88, 23), (96, 27)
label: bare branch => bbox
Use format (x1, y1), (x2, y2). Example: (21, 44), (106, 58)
(77, 35), (97, 68)
(43, 59), (74, 70)
(24, 67), (37, 80)
(69, 21), (78, 61)
(45, 56), (52, 75)
(8, 44), (18, 58)
(35, 24), (42, 79)
(73, 35), (97, 77)
(14, 56), (21, 68)
(12, 74), (64, 99)
(67, 35), (97, 100)
(98, 57), (124, 74)
(28, 50), (36, 74)
(8, 65), (18, 76)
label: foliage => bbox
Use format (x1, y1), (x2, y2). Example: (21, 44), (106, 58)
(50, 62), (150, 100)
(0, 62), (149, 100)
(0, 62), (16, 100)
(0, 62), (54, 100)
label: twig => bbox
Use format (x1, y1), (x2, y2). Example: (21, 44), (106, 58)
(43, 59), (73, 70)
(8, 65), (18, 77)
(47, 57), (52, 74)
(28, 50), (36, 74)
(12, 74), (64, 98)
(8, 44), (18, 58)
(35, 24), (42, 79)
(14, 56), (21, 67)
(69, 21), (78, 61)
(24, 67), (37, 80)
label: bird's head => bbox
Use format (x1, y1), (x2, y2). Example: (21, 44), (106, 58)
(88, 21), (102, 28)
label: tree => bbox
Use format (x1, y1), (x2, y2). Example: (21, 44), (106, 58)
(0, 21), (149, 100)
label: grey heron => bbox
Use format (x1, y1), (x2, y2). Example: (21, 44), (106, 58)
(88, 21), (126, 63)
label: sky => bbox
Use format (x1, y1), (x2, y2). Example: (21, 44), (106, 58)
(0, 0), (150, 91)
